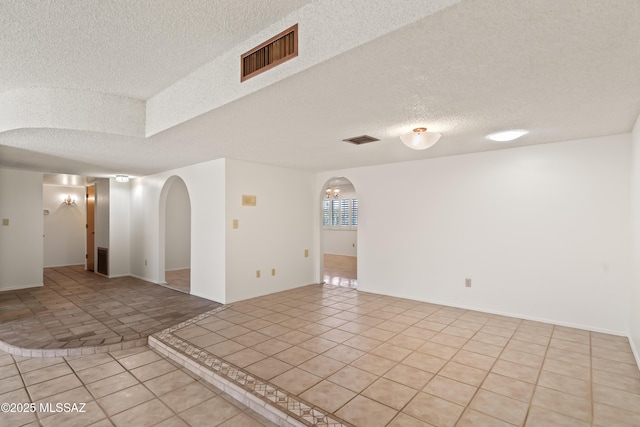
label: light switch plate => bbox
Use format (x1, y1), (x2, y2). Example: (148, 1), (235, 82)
(2, 219), (8, 226)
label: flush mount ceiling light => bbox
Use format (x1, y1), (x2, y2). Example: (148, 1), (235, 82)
(487, 129), (528, 142)
(400, 127), (442, 150)
(115, 175), (129, 183)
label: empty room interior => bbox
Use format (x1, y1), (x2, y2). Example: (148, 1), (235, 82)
(1, 1), (640, 426)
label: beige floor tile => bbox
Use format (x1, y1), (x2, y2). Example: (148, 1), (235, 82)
(22, 362), (73, 386)
(154, 415), (190, 427)
(249, 338), (291, 356)
(402, 352), (447, 374)
(34, 385), (94, 420)
(218, 411), (271, 427)
(0, 363), (19, 380)
(542, 358), (590, 381)
(481, 372), (534, 402)
(85, 371), (139, 399)
(403, 392), (464, 427)
(335, 395), (397, 427)
(471, 332), (510, 347)
(531, 385), (592, 423)
(439, 361), (487, 386)
(492, 359), (540, 384)
(400, 326), (436, 341)
(593, 383), (640, 413)
(328, 365), (378, 393)
(276, 330), (313, 345)
(272, 346), (316, 365)
(537, 370), (590, 400)
(499, 348), (543, 369)
(546, 347), (591, 367)
(224, 348), (267, 368)
(423, 375), (477, 406)
(129, 358), (177, 382)
(65, 353), (114, 371)
(592, 368), (640, 394)
(387, 334), (427, 351)
(0, 374), (24, 395)
(298, 354), (345, 377)
(593, 402), (640, 427)
(318, 328), (355, 343)
(17, 356), (66, 373)
(159, 381), (216, 413)
(469, 389), (528, 425)
(383, 363), (434, 390)
(417, 341), (459, 359)
(97, 383), (154, 416)
(299, 380), (356, 413)
(270, 367), (321, 395)
(456, 409), (515, 427)
(40, 401), (107, 427)
(245, 357), (292, 380)
(359, 327), (396, 341)
(75, 360), (126, 384)
(205, 340), (246, 357)
(27, 373), (83, 401)
(342, 335), (383, 352)
(549, 337), (590, 355)
(362, 377), (418, 410)
(188, 332), (227, 348)
(387, 412), (436, 427)
(430, 333), (468, 348)
(592, 357), (640, 378)
(322, 343), (365, 363)
(118, 350), (162, 370)
(370, 342), (412, 362)
(525, 406), (590, 427)
(110, 398), (173, 427)
(143, 369), (195, 396)
(174, 324), (215, 340)
(351, 353), (397, 376)
(452, 349), (496, 370)
(298, 336), (337, 353)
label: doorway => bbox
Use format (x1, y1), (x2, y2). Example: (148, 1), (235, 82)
(321, 177), (358, 288)
(160, 176), (191, 293)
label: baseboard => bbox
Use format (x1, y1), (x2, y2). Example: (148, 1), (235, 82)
(358, 286), (628, 337)
(630, 335), (640, 370)
(0, 283), (44, 291)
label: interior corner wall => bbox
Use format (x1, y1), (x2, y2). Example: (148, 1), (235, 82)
(94, 178), (110, 271)
(108, 178), (131, 277)
(317, 134), (631, 335)
(129, 159), (226, 303)
(225, 159), (315, 303)
(630, 114), (640, 366)
(43, 185), (86, 267)
(0, 168), (44, 290)
(164, 178), (191, 271)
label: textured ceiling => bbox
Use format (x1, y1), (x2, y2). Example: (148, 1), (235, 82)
(1, 0), (640, 177)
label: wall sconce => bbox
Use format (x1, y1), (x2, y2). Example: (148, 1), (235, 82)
(325, 186), (340, 199)
(400, 127), (442, 150)
(63, 195), (76, 206)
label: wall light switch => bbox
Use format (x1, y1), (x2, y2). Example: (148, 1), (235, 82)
(465, 278), (472, 287)
(233, 219), (239, 229)
(304, 249), (309, 258)
(256, 270), (261, 278)
(2, 219), (8, 226)
(272, 268), (276, 276)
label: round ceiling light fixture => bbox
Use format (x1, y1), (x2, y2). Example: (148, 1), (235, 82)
(487, 129), (528, 142)
(400, 127), (442, 150)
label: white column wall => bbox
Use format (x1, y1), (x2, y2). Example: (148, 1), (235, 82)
(0, 168), (43, 290)
(109, 178), (131, 277)
(225, 159), (315, 303)
(130, 159), (226, 303)
(630, 114), (640, 366)
(317, 134), (631, 334)
(42, 185), (86, 267)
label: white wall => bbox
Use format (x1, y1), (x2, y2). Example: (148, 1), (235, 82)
(94, 178), (110, 260)
(43, 185), (86, 267)
(0, 168), (43, 290)
(109, 178), (131, 277)
(225, 159), (315, 303)
(323, 230), (357, 256)
(164, 177), (191, 271)
(630, 114), (640, 365)
(130, 159), (226, 302)
(317, 134), (631, 335)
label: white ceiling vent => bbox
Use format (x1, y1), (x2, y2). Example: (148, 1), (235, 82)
(241, 24), (298, 82)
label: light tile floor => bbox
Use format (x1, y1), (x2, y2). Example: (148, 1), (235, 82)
(0, 345), (276, 427)
(152, 284), (640, 427)
(165, 269), (190, 294)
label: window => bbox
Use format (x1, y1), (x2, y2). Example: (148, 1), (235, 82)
(324, 198), (358, 229)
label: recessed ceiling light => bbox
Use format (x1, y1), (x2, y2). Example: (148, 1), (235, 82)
(487, 129), (528, 142)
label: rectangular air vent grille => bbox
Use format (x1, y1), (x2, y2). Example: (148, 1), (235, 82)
(343, 135), (380, 145)
(241, 24), (298, 82)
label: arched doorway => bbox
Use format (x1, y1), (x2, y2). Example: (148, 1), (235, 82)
(159, 176), (191, 293)
(321, 177), (358, 288)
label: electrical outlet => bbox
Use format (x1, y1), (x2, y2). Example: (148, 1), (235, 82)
(465, 278), (472, 287)
(232, 219), (238, 229)
(256, 270), (261, 278)
(272, 268), (276, 276)
(304, 249), (309, 258)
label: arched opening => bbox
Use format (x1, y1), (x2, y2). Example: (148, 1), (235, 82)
(320, 177), (358, 288)
(159, 176), (191, 293)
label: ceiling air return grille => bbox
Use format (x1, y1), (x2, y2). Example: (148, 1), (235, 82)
(241, 24), (298, 82)
(343, 135), (380, 145)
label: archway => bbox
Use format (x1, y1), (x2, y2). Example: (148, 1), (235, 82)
(321, 177), (358, 288)
(159, 176), (191, 293)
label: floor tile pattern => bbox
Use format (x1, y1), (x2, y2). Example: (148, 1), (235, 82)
(165, 268), (190, 294)
(152, 283), (640, 427)
(0, 266), (219, 355)
(0, 345), (275, 426)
